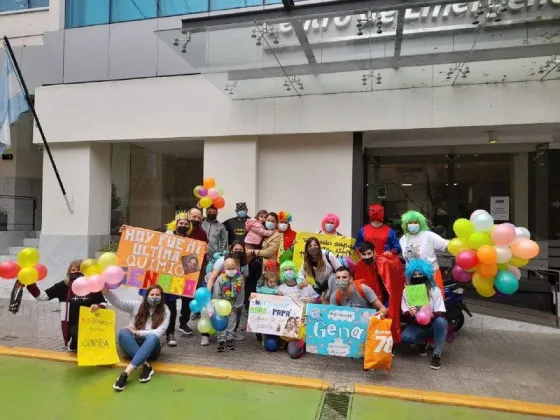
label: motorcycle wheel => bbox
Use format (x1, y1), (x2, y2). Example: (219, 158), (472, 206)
(447, 307), (465, 332)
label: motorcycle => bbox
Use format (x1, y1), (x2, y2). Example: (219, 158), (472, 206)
(443, 280), (473, 332)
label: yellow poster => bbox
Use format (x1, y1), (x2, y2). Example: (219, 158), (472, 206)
(77, 307), (120, 367)
(292, 232), (358, 270)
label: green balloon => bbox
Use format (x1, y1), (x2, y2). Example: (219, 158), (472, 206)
(469, 232), (491, 250)
(197, 318), (212, 334)
(453, 218), (475, 239)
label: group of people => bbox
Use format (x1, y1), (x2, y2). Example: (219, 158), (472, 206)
(27, 201), (452, 391)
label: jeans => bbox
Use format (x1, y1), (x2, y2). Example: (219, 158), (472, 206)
(401, 316), (448, 356)
(166, 300), (177, 335)
(217, 307), (238, 342)
(118, 329), (161, 368)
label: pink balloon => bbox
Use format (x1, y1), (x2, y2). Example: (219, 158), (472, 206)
(88, 274), (105, 293)
(103, 265), (125, 285)
(470, 209), (488, 222)
(207, 188), (219, 199)
(491, 223), (516, 246)
(198, 187), (208, 197)
(510, 239), (540, 259)
(456, 250), (478, 270)
(452, 265), (473, 283)
(416, 307), (432, 326)
(105, 281), (121, 290)
(507, 265), (521, 280)
(71, 277), (90, 296)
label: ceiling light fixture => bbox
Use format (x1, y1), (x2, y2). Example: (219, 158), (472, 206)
(446, 62), (469, 80)
(362, 69), (382, 86)
(402, 183), (412, 187)
(224, 81), (237, 96)
(356, 11), (373, 36)
(173, 33), (191, 54)
(283, 76), (303, 92)
(488, 130), (498, 144)
(251, 23), (280, 46)
(472, 0), (507, 25)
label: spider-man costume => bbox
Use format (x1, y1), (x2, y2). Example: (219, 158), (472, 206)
(355, 204), (401, 254)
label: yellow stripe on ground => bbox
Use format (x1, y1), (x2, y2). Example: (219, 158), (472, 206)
(354, 384), (560, 418)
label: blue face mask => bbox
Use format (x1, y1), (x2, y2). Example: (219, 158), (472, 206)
(237, 211), (247, 218)
(265, 221), (275, 230)
(283, 270), (295, 281)
(408, 224), (420, 234)
(325, 223), (335, 232)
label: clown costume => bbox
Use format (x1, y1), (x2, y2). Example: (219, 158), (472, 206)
(317, 213), (343, 236)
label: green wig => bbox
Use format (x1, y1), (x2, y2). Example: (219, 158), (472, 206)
(279, 260), (296, 284)
(404, 258), (436, 288)
(401, 210), (429, 234)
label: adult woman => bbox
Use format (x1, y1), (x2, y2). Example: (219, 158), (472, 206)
(296, 237), (341, 300)
(317, 213), (343, 236)
(399, 211), (449, 295)
(248, 212), (282, 263)
(105, 284), (170, 391)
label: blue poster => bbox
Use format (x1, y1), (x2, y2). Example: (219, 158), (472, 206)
(305, 304), (377, 358)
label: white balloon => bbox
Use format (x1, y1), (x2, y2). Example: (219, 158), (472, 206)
(470, 209), (489, 222)
(515, 227), (531, 240)
(472, 213), (494, 232)
(495, 246), (512, 264)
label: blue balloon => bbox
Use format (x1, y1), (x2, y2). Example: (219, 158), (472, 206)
(494, 270), (519, 295)
(189, 299), (202, 313)
(194, 288), (212, 305)
(263, 336), (279, 352)
(210, 312), (228, 332)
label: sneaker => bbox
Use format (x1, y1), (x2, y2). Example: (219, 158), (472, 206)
(166, 333), (177, 347)
(139, 364), (154, 383)
(232, 332), (244, 341)
(430, 354), (442, 370)
(113, 372), (128, 391)
(178, 323), (193, 336)
(190, 313), (201, 321)
(201, 336), (210, 346)
(417, 343), (429, 356)
(217, 341), (226, 352)
(226, 340), (235, 350)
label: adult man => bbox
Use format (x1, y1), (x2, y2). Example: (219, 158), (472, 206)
(330, 267), (388, 318)
(355, 203), (401, 255)
(202, 205), (228, 257)
(223, 202), (249, 244)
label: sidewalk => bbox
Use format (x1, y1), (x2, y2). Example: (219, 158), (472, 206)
(1, 298), (559, 405)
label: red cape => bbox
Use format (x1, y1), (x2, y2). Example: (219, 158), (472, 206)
(282, 227), (297, 250)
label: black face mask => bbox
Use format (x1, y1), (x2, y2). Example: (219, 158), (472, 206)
(363, 257), (374, 266)
(191, 221), (201, 228)
(176, 225), (188, 235)
(231, 251), (244, 259)
(308, 248), (321, 257)
(206, 214), (217, 222)
(69, 272), (82, 282)
(411, 276), (428, 285)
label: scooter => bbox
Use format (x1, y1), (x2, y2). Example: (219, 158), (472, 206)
(443, 281), (473, 332)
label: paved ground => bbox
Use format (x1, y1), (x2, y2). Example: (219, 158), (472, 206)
(1, 298), (560, 405)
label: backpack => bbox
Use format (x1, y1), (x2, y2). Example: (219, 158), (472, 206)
(324, 250), (355, 275)
(206, 250), (229, 275)
(336, 280), (367, 305)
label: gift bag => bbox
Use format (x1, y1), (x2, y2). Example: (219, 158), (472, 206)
(364, 316), (393, 371)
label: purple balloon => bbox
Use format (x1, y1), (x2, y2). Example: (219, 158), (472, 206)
(198, 187), (208, 197)
(452, 264), (473, 283)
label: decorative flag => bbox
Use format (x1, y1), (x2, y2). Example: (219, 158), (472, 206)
(0, 48), (29, 155)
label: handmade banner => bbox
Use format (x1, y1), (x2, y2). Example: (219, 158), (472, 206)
(292, 232), (358, 269)
(247, 293), (305, 339)
(305, 303), (377, 358)
(405, 284), (429, 307)
(77, 307), (120, 367)
(117, 226), (207, 297)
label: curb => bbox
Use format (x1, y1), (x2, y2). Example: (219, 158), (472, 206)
(354, 384), (560, 418)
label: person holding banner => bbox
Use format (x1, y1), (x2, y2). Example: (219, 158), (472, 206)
(105, 284), (170, 391)
(317, 213), (343, 236)
(296, 237), (341, 301)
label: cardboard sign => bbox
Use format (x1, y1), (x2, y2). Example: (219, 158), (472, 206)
(117, 226), (207, 297)
(405, 284), (429, 307)
(305, 304), (377, 358)
(292, 232), (358, 269)
(247, 293), (304, 339)
(77, 307), (120, 367)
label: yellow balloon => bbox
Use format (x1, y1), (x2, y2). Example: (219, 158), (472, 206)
(469, 232), (492, 250)
(509, 256), (529, 268)
(215, 299), (232, 317)
(18, 267), (39, 285)
(98, 252), (118, 269)
(80, 259), (101, 277)
(475, 285), (496, 298)
(472, 272), (494, 291)
(199, 197), (212, 209)
(17, 248), (40, 268)
(447, 238), (469, 256)
(453, 219), (475, 239)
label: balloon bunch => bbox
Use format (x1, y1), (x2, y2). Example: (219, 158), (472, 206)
(189, 288), (232, 333)
(193, 177), (225, 209)
(0, 248), (47, 285)
(71, 252), (125, 296)
(449, 209), (540, 297)
(415, 305), (433, 325)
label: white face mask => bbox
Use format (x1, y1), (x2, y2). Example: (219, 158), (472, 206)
(278, 223), (288, 232)
(225, 269), (237, 277)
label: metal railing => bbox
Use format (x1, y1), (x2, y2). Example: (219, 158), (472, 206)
(0, 195), (37, 231)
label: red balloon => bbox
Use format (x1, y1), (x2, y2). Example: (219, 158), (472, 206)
(0, 261), (20, 279)
(36, 263), (48, 281)
(455, 250), (478, 270)
(212, 196), (225, 209)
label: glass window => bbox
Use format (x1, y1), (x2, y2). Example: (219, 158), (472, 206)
(264, 0), (281, 4)
(1, 0), (49, 13)
(29, 0), (49, 7)
(159, 0), (208, 16)
(110, 0), (157, 23)
(65, 0), (109, 27)
(210, 0), (262, 12)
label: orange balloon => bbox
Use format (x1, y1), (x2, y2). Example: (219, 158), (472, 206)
(477, 263), (498, 278)
(510, 239), (539, 260)
(212, 196), (225, 209)
(477, 245), (497, 264)
(203, 177), (216, 190)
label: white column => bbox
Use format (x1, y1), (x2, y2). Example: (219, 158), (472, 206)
(512, 153), (528, 227)
(203, 137), (258, 218)
(39, 143), (111, 288)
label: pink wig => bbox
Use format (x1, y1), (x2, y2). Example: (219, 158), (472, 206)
(321, 213), (340, 232)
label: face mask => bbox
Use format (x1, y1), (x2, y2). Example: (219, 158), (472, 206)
(265, 221), (275, 230)
(231, 251), (244, 259)
(176, 225), (188, 235)
(308, 247), (321, 257)
(278, 223), (288, 232)
(336, 279), (350, 291)
(283, 270), (295, 281)
(411, 276), (427, 285)
(69, 272), (82, 282)
(325, 223), (335, 233)
(363, 257), (374, 266)
(147, 297), (161, 307)
(206, 214), (217, 222)
(191, 221), (201, 228)
(226, 269), (237, 277)
(408, 224), (420, 234)
(237, 211), (247, 218)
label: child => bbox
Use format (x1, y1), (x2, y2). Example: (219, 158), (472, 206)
(212, 257), (245, 352)
(244, 210), (273, 259)
(257, 271), (280, 295)
(26, 260), (107, 352)
(277, 261), (320, 303)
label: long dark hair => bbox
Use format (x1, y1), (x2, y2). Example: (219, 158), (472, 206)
(134, 285), (166, 330)
(229, 240), (247, 266)
(304, 237), (325, 277)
